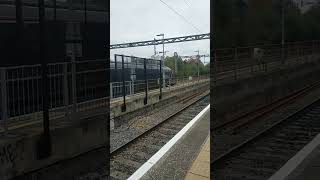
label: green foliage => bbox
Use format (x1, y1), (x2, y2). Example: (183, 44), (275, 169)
(164, 56), (209, 77)
(214, 0), (320, 48)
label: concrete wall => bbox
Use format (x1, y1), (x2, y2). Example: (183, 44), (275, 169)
(213, 58), (320, 124)
(0, 114), (107, 179)
(111, 80), (210, 128)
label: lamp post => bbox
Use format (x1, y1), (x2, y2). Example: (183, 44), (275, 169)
(156, 33), (165, 88)
(194, 50), (200, 77)
(38, 0), (51, 159)
(174, 52), (178, 74)
(281, 0), (286, 64)
(154, 38), (157, 56)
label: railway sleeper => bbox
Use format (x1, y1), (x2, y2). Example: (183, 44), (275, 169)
(288, 121), (320, 127)
(157, 127), (179, 136)
(243, 146), (297, 156)
(221, 159), (279, 171)
(143, 136), (168, 146)
(273, 131), (316, 140)
(110, 159), (138, 174)
(116, 150), (150, 163)
(262, 138), (308, 146)
(234, 152), (288, 164)
(173, 114), (193, 120)
(286, 125), (320, 132)
(217, 161), (277, 174)
(131, 151), (153, 162)
(169, 121), (188, 126)
(112, 158), (142, 170)
(280, 129), (319, 137)
(162, 123), (185, 130)
(150, 131), (172, 140)
(138, 144), (161, 154)
(296, 116), (320, 123)
(212, 172), (262, 180)
(255, 142), (306, 151)
(297, 112), (320, 117)
(213, 165), (272, 178)
(275, 132), (317, 141)
(110, 170), (131, 180)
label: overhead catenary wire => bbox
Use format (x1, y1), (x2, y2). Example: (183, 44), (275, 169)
(184, 0), (191, 7)
(158, 0), (202, 33)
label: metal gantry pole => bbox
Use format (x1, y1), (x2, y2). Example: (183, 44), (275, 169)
(15, 0), (23, 35)
(154, 38), (157, 56)
(121, 55), (126, 112)
(63, 64), (70, 120)
(53, 0), (57, 21)
(71, 46), (77, 116)
(234, 48), (238, 80)
(144, 59), (148, 105)
(83, 0), (87, 57)
(213, 50), (217, 85)
(14, 0), (23, 132)
(281, 0), (285, 65)
(159, 59), (162, 100)
(197, 50), (200, 79)
(174, 52), (178, 74)
(114, 54), (118, 81)
(194, 50), (200, 79)
(38, 0), (51, 159)
(1, 69), (8, 135)
(162, 35), (165, 88)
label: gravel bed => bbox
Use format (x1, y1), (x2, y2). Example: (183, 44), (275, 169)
(110, 91), (209, 152)
(213, 87), (320, 160)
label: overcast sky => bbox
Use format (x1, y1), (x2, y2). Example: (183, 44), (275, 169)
(110, 0), (210, 63)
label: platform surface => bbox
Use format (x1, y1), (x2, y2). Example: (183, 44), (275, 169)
(139, 108), (210, 180)
(269, 133), (320, 180)
(184, 136), (210, 180)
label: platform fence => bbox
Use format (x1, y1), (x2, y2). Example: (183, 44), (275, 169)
(110, 75), (209, 99)
(213, 40), (320, 83)
(0, 0), (107, 11)
(111, 54), (209, 112)
(0, 59), (108, 133)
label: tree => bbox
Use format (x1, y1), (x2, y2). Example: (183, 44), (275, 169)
(213, 0), (320, 48)
(164, 56), (210, 77)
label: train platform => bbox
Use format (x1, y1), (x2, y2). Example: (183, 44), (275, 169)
(0, 105), (107, 179)
(269, 133), (320, 180)
(128, 104), (210, 180)
(184, 136), (210, 180)
(110, 78), (209, 127)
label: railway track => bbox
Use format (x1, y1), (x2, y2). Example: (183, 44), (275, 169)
(109, 94), (210, 180)
(212, 80), (320, 160)
(212, 97), (320, 180)
(213, 80), (320, 132)
(110, 89), (209, 152)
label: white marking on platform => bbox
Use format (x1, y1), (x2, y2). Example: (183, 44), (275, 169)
(127, 104), (210, 180)
(268, 133), (320, 180)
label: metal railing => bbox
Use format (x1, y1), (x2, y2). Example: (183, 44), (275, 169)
(0, 0), (108, 11)
(110, 75), (209, 99)
(213, 40), (320, 83)
(0, 59), (107, 133)
(111, 54), (209, 112)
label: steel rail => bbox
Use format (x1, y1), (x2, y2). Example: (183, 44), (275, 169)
(212, 82), (320, 164)
(110, 92), (210, 156)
